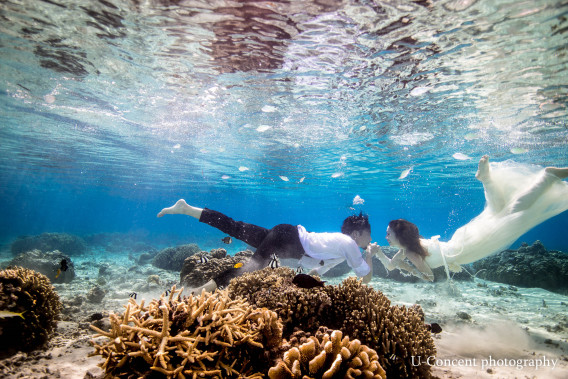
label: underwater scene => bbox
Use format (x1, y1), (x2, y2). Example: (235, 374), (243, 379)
(1, 0), (567, 378)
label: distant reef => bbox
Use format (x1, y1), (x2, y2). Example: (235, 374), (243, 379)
(10, 233), (86, 256)
(473, 241), (568, 295)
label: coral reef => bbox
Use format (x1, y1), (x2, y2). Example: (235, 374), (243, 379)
(227, 268), (435, 378)
(0, 267), (62, 356)
(268, 328), (386, 379)
(90, 286), (283, 378)
(227, 267), (331, 335)
(10, 232), (86, 256)
(321, 277), (436, 378)
(180, 249), (254, 288)
(473, 241), (568, 294)
(152, 243), (201, 271)
(7, 249), (75, 284)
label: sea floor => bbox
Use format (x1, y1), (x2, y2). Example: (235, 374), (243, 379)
(1, 247), (567, 379)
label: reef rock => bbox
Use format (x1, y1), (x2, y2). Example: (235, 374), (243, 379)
(10, 232), (86, 256)
(472, 241), (568, 294)
(152, 243), (201, 271)
(180, 249), (254, 288)
(7, 249), (75, 284)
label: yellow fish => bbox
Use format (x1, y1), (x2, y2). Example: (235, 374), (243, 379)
(0, 310), (25, 319)
(234, 262), (243, 269)
(55, 269), (61, 279)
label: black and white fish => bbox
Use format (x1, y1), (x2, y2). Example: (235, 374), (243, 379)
(296, 266), (304, 274)
(268, 253), (280, 269)
(129, 292), (137, 299)
(221, 236), (232, 244)
(199, 255), (209, 264)
(292, 274), (325, 289)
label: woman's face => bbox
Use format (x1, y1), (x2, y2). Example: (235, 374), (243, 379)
(386, 226), (401, 247)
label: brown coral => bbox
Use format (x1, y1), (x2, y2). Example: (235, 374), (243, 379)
(268, 329), (386, 379)
(322, 277), (436, 378)
(90, 285), (283, 378)
(227, 267), (332, 335)
(227, 269), (435, 378)
(0, 266), (62, 356)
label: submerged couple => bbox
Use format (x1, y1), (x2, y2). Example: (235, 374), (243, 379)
(158, 156), (568, 290)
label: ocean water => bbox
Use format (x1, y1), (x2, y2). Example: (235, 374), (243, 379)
(0, 0), (567, 254)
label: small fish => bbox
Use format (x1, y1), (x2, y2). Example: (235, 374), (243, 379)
(428, 322), (443, 334)
(222, 236), (232, 244)
(164, 289), (171, 296)
(0, 310), (25, 320)
(399, 167), (413, 179)
(129, 292), (137, 299)
(199, 255), (209, 264)
(452, 153), (471, 160)
(279, 175), (289, 182)
(268, 253), (280, 269)
(292, 274), (325, 289)
(296, 266), (304, 274)
(510, 147), (528, 155)
(55, 259), (69, 279)
(234, 262), (243, 269)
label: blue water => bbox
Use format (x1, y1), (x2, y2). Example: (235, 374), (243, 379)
(0, 0), (567, 253)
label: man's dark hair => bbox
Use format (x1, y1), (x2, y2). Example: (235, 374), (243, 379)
(341, 212), (371, 235)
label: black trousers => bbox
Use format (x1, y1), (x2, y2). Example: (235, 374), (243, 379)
(199, 208), (306, 287)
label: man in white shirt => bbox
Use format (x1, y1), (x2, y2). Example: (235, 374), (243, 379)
(158, 199), (378, 288)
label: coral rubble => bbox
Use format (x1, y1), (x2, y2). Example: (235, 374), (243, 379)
(268, 329), (386, 379)
(90, 286), (283, 378)
(0, 266), (62, 356)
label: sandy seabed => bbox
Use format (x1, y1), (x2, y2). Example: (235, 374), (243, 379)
(1, 248), (567, 379)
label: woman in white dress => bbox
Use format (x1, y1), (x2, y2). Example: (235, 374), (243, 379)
(374, 155), (568, 280)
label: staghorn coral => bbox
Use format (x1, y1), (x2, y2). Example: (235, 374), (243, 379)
(321, 277), (436, 378)
(0, 266), (62, 356)
(268, 328), (386, 379)
(227, 267), (331, 335)
(90, 286), (283, 378)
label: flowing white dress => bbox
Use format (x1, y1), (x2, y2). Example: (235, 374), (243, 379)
(422, 160), (568, 273)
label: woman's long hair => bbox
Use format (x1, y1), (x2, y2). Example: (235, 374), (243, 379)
(388, 219), (429, 257)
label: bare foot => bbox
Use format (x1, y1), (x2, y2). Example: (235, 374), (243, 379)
(475, 155), (490, 181)
(157, 199), (191, 217)
(545, 167), (568, 179)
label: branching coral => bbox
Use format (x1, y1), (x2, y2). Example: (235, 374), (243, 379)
(228, 269), (435, 378)
(0, 266), (62, 355)
(268, 329), (386, 379)
(322, 277), (436, 378)
(90, 286), (283, 378)
(227, 267), (331, 335)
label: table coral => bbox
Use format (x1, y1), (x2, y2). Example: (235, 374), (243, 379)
(0, 266), (62, 356)
(90, 286), (283, 378)
(268, 328), (386, 379)
(227, 267), (331, 335)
